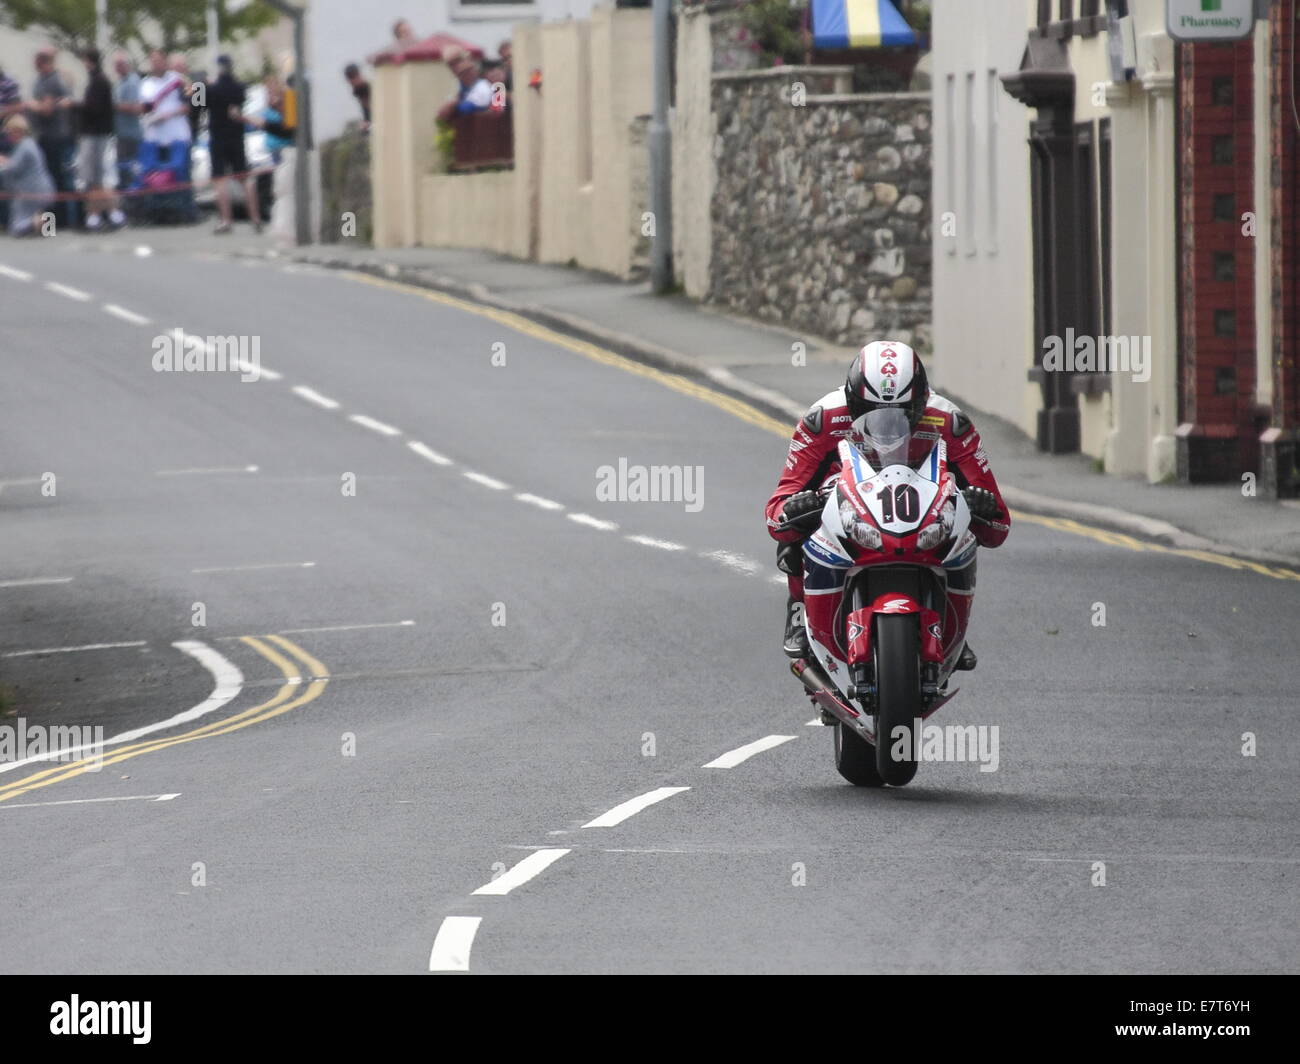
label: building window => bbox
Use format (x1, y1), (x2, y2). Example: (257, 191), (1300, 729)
(964, 71), (976, 255)
(986, 69), (998, 254)
(945, 73), (956, 255)
(1214, 310), (1237, 337)
(1099, 118), (1112, 337)
(1211, 135), (1234, 164)
(1211, 76), (1233, 106)
(1213, 251), (1236, 281)
(1212, 193), (1234, 221)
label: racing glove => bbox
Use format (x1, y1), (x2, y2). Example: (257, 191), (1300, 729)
(962, 486), (1001, 523)
(781, 490), (825, 532)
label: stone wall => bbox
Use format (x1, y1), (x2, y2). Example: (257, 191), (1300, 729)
(709, 71), (932, 351)
(319, 126), (372, 245)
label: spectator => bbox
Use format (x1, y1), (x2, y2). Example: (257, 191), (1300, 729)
(30, 48), (76, 228)
(0, 67), (18, 228)
(112, 52), (142, 191)
(169, 53), (202, 142)
(209, 55), (260, 234)
(0, 114), (55, 237)
(140, 50), (192, 173)
(78, 49), (125, 231)
(242, 73), (297, 245)
(0, 65), (21, 121)
(497, 41), (513, 92)
(438, 56), (492, 122)
(344, 63), (370, 129)
(392, 19), (417, 46)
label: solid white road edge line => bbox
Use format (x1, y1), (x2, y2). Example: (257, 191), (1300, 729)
(703, 734), (798, 769)
(428, 916), (482, 972)
(277, 620), (415, 635)
(582, 786), (691, 828)
(0, 577), (74, 588)
(472, 848), (571, 896)
(155, 465), (259, 476)
(0, 640), (244, 774)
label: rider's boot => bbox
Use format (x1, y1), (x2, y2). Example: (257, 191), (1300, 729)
(955, 642), (977, 671)
(783, 597), (810, 659)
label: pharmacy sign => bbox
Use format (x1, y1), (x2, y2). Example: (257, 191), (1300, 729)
(1167, 0), (1255, 41)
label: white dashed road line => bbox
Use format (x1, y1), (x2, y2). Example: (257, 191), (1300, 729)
(102, 303), (151, 326)
(191, 561), (316, 574)
(582, 786), (691, 828)
(0, 264), (33, 281)
(703, 734), (798, 769)
(625, 534), (686, 551)
(0, 577), (74, 588)
(45, 282), (91, 302)
(472, 849), (571, 896)
(292, 386), (340, 410)
(568, 513), (618, 532)
(515, 492), (564, 511)
(428, 916), (482, 972)
(2, 640), (147, 659)
(349, 414), (401, 436)
(463, 471), (508, 491)
(408, 441), (453, 466)
(155, 465), (259, 476)
(701, 550), (762, 576)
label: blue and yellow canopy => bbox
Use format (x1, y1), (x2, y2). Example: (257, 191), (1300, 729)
(811, 0), (918, 49)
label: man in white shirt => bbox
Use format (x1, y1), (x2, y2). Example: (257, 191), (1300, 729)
(140, 49), (191, 148)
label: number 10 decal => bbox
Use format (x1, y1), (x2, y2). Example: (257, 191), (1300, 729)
(876, 484), (920, 524)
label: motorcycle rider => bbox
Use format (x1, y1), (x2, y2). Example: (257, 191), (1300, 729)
(765, 341), (1010, 664)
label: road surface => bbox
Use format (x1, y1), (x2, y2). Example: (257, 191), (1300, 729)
(1, 237), (1296, 973)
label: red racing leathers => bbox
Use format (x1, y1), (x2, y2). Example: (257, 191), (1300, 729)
(765, 389), (1010, 599)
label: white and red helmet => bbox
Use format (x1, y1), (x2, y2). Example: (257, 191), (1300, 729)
(845, 340), (929, 429)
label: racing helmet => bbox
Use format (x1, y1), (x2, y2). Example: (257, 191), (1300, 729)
(844, 341), (929, 431)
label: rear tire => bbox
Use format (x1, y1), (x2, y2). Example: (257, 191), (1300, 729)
(874, 614), (921, 786)
(834, 719), (884, 787)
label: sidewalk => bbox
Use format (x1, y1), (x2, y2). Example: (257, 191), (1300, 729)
(72, 225), (1300, 568)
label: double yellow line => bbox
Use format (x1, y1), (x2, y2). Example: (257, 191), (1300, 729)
(0, 634), (329, 804)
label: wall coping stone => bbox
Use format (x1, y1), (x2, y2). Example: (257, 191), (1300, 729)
(711, 65), (854, 83)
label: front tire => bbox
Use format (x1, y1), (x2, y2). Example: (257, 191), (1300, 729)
(834, 719), (884, 787)
(874, 614), (921, 786)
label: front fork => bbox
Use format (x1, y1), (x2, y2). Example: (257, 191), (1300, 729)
(844, 578), (944, 709)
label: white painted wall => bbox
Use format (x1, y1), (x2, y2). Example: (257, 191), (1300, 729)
(930, 0), (1037, 437)
(305, 0), (605, 145)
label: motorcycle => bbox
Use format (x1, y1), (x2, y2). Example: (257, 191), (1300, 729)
(777, 407), (978, 787)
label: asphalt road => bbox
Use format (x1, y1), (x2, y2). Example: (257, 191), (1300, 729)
(0, 236), (1296, 974)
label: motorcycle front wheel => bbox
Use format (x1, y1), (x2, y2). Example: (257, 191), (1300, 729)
(834, 718), (884, 787)
(873, 613), (921, 786)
